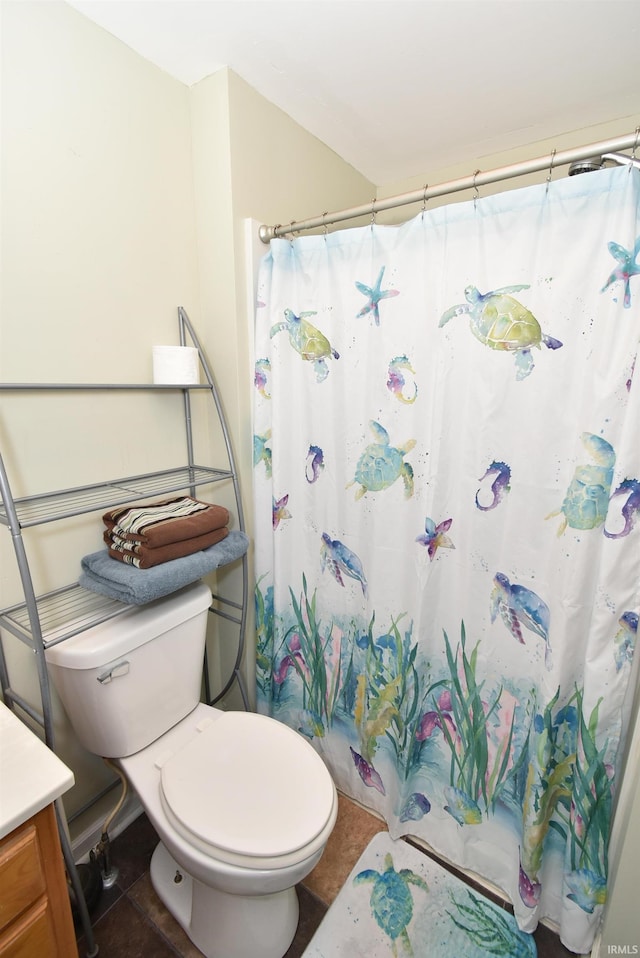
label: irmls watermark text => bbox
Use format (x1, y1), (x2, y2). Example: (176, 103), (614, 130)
(607, 947), (639, 954)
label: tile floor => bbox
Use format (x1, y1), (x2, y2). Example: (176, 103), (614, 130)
(76, 793), (575, 958)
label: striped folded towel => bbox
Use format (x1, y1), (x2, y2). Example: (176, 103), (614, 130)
(103, 496), (229, 548)
(104, 526), (229, 569)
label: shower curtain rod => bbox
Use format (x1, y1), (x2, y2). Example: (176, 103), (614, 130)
(258, 131), (640, 243)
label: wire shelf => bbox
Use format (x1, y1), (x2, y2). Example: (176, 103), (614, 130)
(0, 583), (131, 648)
(1, 465), (232, 528)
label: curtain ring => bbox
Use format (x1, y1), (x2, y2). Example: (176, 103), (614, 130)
(370, 198), (377, 227)
(546, 148), (557, 192)
(422, 183), (429, 214)
(473, 170), (481, 209)
(321, 212), (329, 236)
(632, 127), (640, 160)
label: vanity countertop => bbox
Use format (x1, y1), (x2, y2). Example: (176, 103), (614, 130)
(0, 701), (74, 839)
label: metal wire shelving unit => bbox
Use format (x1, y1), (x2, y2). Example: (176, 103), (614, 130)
(0, 307), (249, 956)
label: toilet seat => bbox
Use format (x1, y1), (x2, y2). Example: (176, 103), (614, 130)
(159, 711), (335, 869)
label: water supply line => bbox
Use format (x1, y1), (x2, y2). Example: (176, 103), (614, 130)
(259, 130), (640, 242)
(91, 758), (129, 889)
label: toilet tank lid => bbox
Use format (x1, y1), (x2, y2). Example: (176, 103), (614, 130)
(45, 582), (212, 670)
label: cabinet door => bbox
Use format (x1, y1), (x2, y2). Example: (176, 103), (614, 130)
(0, 823), (46, 933)
(0, 898), (58, 958)
(0, 806), (78, 958)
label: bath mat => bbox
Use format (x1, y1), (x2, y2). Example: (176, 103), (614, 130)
(301, 832), (537, 957)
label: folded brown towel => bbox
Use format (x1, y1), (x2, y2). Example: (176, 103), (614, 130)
(103, 496), (230, 548)
(105, 526), (229, 569)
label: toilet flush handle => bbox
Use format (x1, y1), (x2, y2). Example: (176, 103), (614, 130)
(97, 660), (130, 684)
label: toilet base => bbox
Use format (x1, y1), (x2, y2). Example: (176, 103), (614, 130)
(150, 841), (300, 958)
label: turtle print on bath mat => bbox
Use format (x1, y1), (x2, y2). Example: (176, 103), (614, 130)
(301, 832), (536, 957)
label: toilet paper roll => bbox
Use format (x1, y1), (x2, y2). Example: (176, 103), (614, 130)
(152, 346), (200, 385)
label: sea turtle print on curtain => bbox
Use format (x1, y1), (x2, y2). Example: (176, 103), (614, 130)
(253, 165), (640, 954)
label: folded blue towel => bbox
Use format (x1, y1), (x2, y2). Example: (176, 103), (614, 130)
(79, 530), (249, 605)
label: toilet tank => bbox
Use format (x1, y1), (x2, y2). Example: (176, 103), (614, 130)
(45, 582), (212, 758)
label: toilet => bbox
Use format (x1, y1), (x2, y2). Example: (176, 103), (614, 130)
(45, 581), (338, 958)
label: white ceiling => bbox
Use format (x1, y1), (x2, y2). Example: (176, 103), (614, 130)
(66, 0), (640, 185)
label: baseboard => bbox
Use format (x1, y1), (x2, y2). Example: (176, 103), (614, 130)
(71, 793), (144, 864)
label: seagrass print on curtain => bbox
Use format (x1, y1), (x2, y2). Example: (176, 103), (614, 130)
(253, 165), (640, 953)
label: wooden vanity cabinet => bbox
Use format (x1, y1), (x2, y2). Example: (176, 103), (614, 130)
(0, 802), (78, 958)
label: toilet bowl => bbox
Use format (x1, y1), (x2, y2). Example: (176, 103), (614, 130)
(121, 703), (338, 958)
(45, 582), (337, 958)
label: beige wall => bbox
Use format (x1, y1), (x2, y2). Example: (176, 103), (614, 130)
(1, 0), (203, 815)
(0, 1), (373, 817)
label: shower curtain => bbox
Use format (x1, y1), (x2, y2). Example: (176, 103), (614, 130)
(253, 164), (640, 953)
